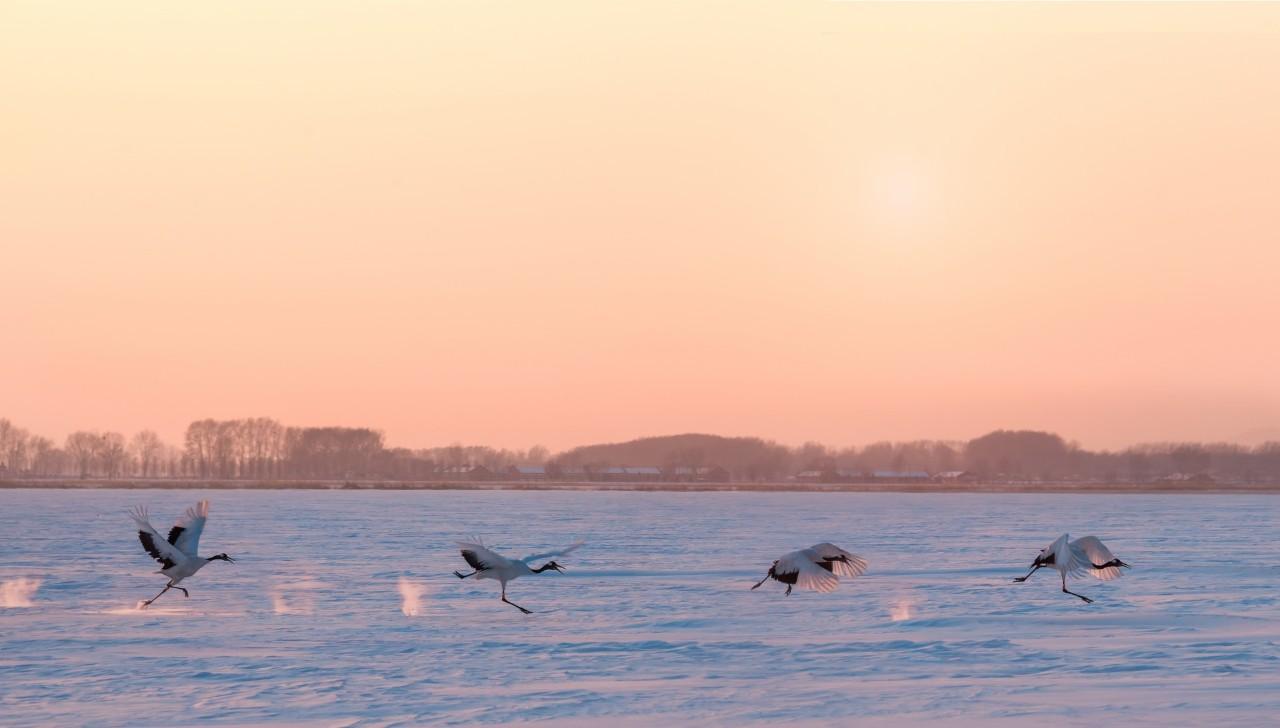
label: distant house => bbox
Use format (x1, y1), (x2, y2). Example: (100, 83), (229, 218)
(795, 469), (863, 484)
(667, 465), (731, 483)
(935, 470), (979, 483)
(436, 464), (493, 481)
(698, 465), (730, 483)
(1154, 472), (1216, 485)
(872, 470), (931, 482)
(667, 466), (695, 482)
(596, 466), (663, 483)
(508, 465), (548, 481)
(557, 466), (590, 482)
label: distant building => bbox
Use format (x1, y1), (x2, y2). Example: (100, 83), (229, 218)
(699, 465), (730, 483)
(871, 470), (931, 482)
(436, 464), (493, 481)
(667, 465), (731, 483)
(1154, 472), (1216, 485)
(557, 466), (589, 482)
(935, 470), (979, 483)
(794, 469), (864, 483)
(596, 466), (663, 482)
(508, 465), (548, 481)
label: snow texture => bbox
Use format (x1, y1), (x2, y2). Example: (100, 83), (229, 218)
(0, 489), (1277, 726)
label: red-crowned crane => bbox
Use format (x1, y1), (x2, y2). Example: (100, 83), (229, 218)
(1013, 533), (1129, 603)
(129, 500), (235, 608)
(453, 539), (583, 614)
(752, 543), (868, 595)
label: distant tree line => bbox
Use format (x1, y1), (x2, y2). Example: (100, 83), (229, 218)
(1, 417), (1278, 483)
(782, 430), (1280, 484)
(0, 416), (550, 481)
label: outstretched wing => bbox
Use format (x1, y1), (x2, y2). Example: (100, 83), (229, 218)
(1072, 536), (1125, 581)
(457, 541), (508, 572)
(129, 506), (184, 570)
(808, 543), (869, 579)
(521, 540), (585, 564)
(1048, 533), (1081, 575)
(168, 500), (209, 557)
(774, 550), (840, 593)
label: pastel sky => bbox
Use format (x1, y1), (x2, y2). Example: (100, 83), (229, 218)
(4, 2), (1279, 451)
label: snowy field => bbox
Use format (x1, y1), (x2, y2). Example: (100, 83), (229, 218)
(1, 489), (1277, 727)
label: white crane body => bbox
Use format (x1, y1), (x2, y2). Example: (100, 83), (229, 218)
(752, 542), (868, 596)
(453, 539), (583, 614)
(129, 500), (234, 608)
(1013, 533), (1129, 603)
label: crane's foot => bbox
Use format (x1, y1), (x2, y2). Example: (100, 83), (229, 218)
(502, 596), (532, 614)
(1063, 588), (1094, 604)
(1013, 576), (1028, 582)
(179, 588), (189, 598)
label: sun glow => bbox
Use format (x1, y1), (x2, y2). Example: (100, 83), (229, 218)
(860, 159), (935, 231)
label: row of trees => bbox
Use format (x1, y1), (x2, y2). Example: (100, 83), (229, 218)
(551, 431), (1280, 483)
(790, 430), (1280, 483)
(3, 416), (1280, 483)
(0, 416), (553, 481)
(0, 420), (181, 479)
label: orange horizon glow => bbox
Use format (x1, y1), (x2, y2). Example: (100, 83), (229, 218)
(3, 2), (1279, 452)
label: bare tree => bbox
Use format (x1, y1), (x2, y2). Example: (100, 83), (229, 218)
(0, 419), (22, 476)
(28, 436), (56, 476)
(264, 419), (285, 479)
(161, 443), (183, 478)
(130, 430), (165, 478)
(98, 432), (128, 479)
(5, 426), (30, 476)
(65, 431), (100, 479)
(184, 419), (219, 478)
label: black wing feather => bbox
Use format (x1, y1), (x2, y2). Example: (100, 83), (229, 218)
(461, 549), (491, 572)
(139, 530), (176, 569)
(167, 525), (185, 546)
(769, 565), (799, 585)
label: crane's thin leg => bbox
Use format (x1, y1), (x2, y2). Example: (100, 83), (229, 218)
(1062, 573), (1093, 604)
(500, 584), (532, 614)
(177, 586), (189, 598)
(454, 570), (476, 579)
(785, 585), (792, 596)
(1013, 565), (1041, 583)
(141, 582), (173, 608)
(750, 573), (770, 590)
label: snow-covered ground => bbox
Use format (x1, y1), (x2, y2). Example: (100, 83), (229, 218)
(1, 489), (1277, 726)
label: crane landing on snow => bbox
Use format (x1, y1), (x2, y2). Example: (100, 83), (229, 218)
(453, 539), (584, 614)
(129, 500), (235, 609)
(1013, 533), (1129, 603)
(752, 543), (868, 595)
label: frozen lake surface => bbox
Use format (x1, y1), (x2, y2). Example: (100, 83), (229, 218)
(1, 489), (1277, 726)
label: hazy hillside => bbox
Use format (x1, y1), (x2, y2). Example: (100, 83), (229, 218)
(552, 433), (794, 481)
